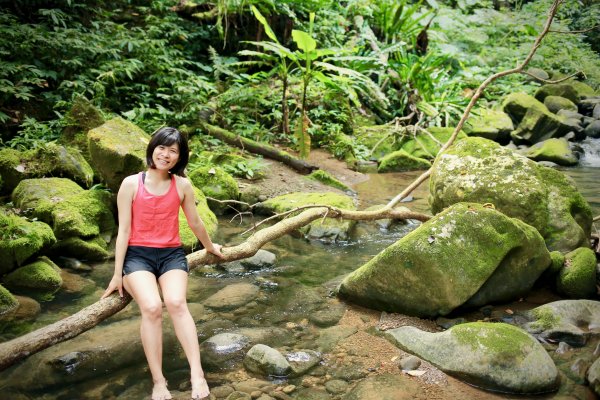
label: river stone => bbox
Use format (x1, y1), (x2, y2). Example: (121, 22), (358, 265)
(587, 357), (600, 397)
(87, 117), (149, 193)
(316, 326), (358, 352)
(3, 256), (63, 301)
(244, 344), (291, 377)
(0, 284), (18, 316)
(377, 149), (431, 172)
(255, 192), (357, 242)
(0, 209), (56, 274)
(464, 108), (514, 143)
(594, 104), (600, 119)
(556, 247), (597, 298)
(59, 269), (95, 294)
(203, 283), (259, 311)
(188, 166), (240, 215)
(49, 235), (109, 261)
(179, 185), (218, 252)
(584, 120), (600, 139)
(342, 373), (421, 400)
(233, 327), (292, 347)
(535, 83), (581, 104)
(219, 249), (277, 274)
(1, 294), (40, 321)
(429, 137), (592, 253)
(200, 332), (251, 370)
(225, 391), (252, 400)
(286, 349), (321, 377)
(386, 322), (559, 394)
(544, 96), (578, 114)
(309, 304), (346, 327)
(524, 138), (578, 166)
(518, 300), (600, 347)
(325, 379), (349, 394)
(338, 202), (550, 317)
(294, 388), (330, 400)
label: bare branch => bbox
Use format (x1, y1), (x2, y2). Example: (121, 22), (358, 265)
(519, 70), (584, 84)
(549, 24), (600, 34)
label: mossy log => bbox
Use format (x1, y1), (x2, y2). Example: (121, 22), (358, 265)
(200, 122), (318, 174)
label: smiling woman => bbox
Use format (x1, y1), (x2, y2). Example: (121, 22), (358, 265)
(101, 127), (225, 400)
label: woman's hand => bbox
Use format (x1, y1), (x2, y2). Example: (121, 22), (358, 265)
(207, 243), (225, 258)
(101, 275), (124, 299)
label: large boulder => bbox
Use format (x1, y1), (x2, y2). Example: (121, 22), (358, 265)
(203, 283), (259, 311)
(188, 166), (239, 215)
(0, 144), (93, 194)
(2, 256), (63, 301)
(0, 209), (56, 274)
(179, 185), (217, 252)
(429, 137), (592, 252)
(256, 192), (357, 242)
(61, 96), (105, 158)
(386, 322), (559, 394)
(556, 247), (597, 299)
(535, 83), (581, 104)
(523, 137), (578, 166)
(87, 117), (149, 192)
(463, 108), (514, 143)
(543, 96), (578, 114)
(338, 203), (550, 317)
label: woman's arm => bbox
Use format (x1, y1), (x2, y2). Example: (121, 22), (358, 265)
(101, 175), (136, 298)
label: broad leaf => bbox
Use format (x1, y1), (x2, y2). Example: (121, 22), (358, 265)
(292, 30), (316, 53)
(251, 6), (279, 44)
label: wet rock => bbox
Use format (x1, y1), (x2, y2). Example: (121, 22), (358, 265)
(211, 385), (235, 398)
(55, 256), (92, 272)
(1, 294), (39, 321)
(309, 304), (346, 327)
(316, 326), (358, 352)
(0, 284), (19, 316)
(294, 388), (330, 400)
(218, 250), (277, 274)
(189, 166), (240, 215)
(464, 109), (514, 143)
(386, 322), (559, 394)
(435, 317), (466, 329)
(593, 103), (600, 119)
(518, 300), (600, 347)
(544, 96), (578, 114)
(200, 333), (251, 370)
(584, 120), (600, 139)
(60, 269), (95, 294)
(429, 137), (592, 253)
(556, 247), (597, 299)
(338, 203), (550, 317)
(556, 342), (573, 355)
(325, 379), (349, 394)
(225, 392), (251, 400)
(524, 138), (578, 166)
(286, 349), (321, 377)
(398, 355), (421, 371)
(204, 283), (259, 311)
(233, 327), (292, 347)
(587, 357), (600, 397)
(197, 318), (236, 341)
(244, 344), (291, 377)
(3, 256), (63, 301)
(330, 363), (368, 381)
(570, 358), (588, 383)
(341, 373), (421, 400)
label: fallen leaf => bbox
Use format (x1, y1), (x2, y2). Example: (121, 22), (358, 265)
(405, 370), (426, 376)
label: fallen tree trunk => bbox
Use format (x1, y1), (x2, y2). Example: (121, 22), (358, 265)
(199, 122), (318, 174)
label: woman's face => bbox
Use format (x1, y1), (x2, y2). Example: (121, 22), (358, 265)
(152, 143), (180, 171)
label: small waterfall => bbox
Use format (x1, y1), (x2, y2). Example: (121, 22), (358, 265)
(579, 138), (600, 167)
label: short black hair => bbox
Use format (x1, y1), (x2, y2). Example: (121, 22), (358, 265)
(146, 127), (189, 176)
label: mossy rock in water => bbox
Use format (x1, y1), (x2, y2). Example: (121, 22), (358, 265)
(0, 144), (94, 194)
(556, 247), (597, 299)
(179, 185), (218, 252)
(544, 96), (578, 114)
(48, 236), (109, 261)
(307, 170), (351, 191)
(87, 117), (149, 193)
(338, 203), (550, 316)
(0, 284), (19, 317)
(429, 137), (592, 252)
(188, 166), (239, 215)
(463, 108), (514, 143)
(386, 322), (559, 394)
(395, 127), (467, 160)
(524, 138), (578, 166)
(3, 256), (63, 301)
(257, 192), (356, 242)
(377, 149), (431, 172)
(0, 209), (56, 274)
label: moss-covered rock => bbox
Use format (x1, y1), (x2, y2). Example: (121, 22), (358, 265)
(354, 124), (398, 160)
(395, 127), (467, 160)
(0, 209), (56, 274)
(0, 284), (19, 317)
(570, 80), (597, 98)
(386, 322), (559, 394)
(429, 137), (592, 252)
(524, 138), (578, 166)
(49, 236), (109, 261)
(377, 150), (431, 172)
(548, 251), (565, 275)
(61, 96), (105, 156)
(327, 130), (358, 166)
(463, 108), (514, 143)
(257, 192), (356, 242)
(556, 247), (597, 299)
(543, 96), (578, 114)
(0, 144), (94, 194)
(179, 185), (218, 252)
(535, 83), (581, 104)
(338, 203), (550, 316)
(307, 170), (351, 191)
(588, 356), (600, 397)
(3, 256), (63, 301)
(87, 117), (149, 193)
(188, 166), (239, 215)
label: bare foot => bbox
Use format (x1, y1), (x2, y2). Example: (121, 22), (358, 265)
(191, 376), (209, 400)
(152, 380), (172, 400)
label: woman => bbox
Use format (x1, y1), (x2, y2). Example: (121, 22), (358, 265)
(102, 127), (223, 400)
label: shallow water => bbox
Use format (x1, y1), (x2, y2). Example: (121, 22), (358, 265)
(0, 162), (598, 399)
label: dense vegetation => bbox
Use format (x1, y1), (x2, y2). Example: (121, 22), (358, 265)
(1, 0), (598, 160)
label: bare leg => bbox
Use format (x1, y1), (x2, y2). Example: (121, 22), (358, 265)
(159, 270), (209, 399)
(124, 272), (172, 400)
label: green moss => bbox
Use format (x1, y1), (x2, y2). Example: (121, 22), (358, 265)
(556, 247), (597, 298)
(179, 185), (218, 252)
(50, 236), (109, 261)
(354, 124), (397, 160)
(535, 84), (580, 104)
(396, 127), (467, 160)
(378, 149), (431, 172)
(548, 251), (565, 275)
(543, 96), (578, 114)
(188, 166), (239, 215)
(3, 256), (62, 301)
(261, 192), (355, 213)
(0, 284), (19, 316)
(524, 138), (578, 166)
(530, 307), (560, 331)
(0, 148), (23, 194)
(452, 322), (533, 358)
(307, 170), (351, 191)
(463, 109), (514, 142)
(328, 130), (358, 166)
(570, 80), (596, 97)
(502, 92), (547, 123)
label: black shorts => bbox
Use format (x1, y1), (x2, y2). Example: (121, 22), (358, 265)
(123, 246), (189, 278)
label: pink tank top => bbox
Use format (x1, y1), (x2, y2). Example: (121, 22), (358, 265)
(128, 172), (182, 248)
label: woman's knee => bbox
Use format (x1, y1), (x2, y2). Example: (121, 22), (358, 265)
(139, 300), (163, 319)
(164, 296), (188, 315)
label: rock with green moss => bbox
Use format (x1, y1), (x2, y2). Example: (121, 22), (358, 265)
(328, 131), (358, 166)
(87, 117), (149, 192)
(588, 357), (600, 397)
(179, 185), (218, 252)
(429, 137), (592, 252)
(535, 83), (581, 104)
(396, 127), (467, 160)
(3, 256), (63, 301)
(188, 166), (239, 215)
(524, 138), (578, 166)
(61, 96), (105, 156)
(354, 124), (398, 160)
(377, 149), (431, 172)
(519, 300), (600, 347)
(543, 96), (578, 114)
(307, 170), (351, 191)
(0, 144), (94, 194)
(548, 251), (565, 275)
(338, 203), (550, 316)
(386, 322), (559, 394)
(257, 192), (357, 242)
(0, 209), (56, 274)
(556, 247), (597, 299)
(0, 284), (19, 317)
(49, 236), (109, 261)
(463, 109), (514, 143)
